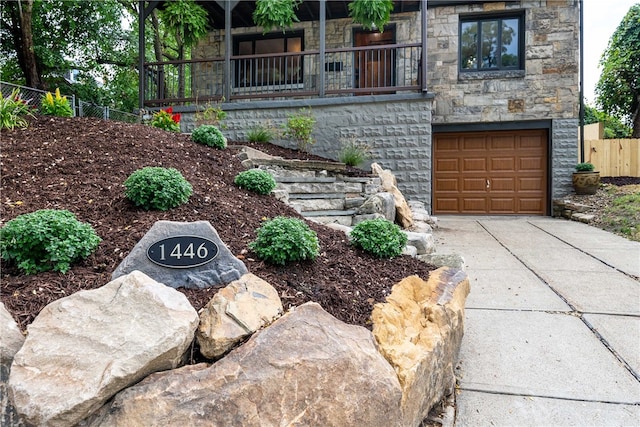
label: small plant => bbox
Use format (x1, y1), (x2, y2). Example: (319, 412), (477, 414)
(247, 123), (276, 143)
(234, 169), (277, 195)
(249, 216), (319, 265)
(350, 218), (407, 259)
(0, 209), (101, 274)
(0, 88), (34, 130)
(575, 162), (595, 172)
(338, 138), (371, 167)
(253, 0), (301, 33)
(195, 99), (227, 127)
(150, 107), (181, 132)
(283, 108), (316, 152)
(348, 0), (394, 32)
(124, 167), (193, 211)
(40, 88), (73, 117)
(192, 124), (227, 149)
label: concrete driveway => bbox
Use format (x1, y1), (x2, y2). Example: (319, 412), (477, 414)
(433, 216), (640, 426)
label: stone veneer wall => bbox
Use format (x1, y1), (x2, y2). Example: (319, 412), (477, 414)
(427, 0), (580, 197)
(181, 94), (434, 206)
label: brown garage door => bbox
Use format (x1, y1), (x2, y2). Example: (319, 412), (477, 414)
(433, 129), (548, 215)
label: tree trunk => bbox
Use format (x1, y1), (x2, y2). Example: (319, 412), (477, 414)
(632, 95), (640, 138)
(18, 0), (43, 89)
(150, 10), (165, 100)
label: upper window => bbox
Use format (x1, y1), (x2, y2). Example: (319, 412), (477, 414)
(460, 14), (523, 71)
(233, 31), (303, 88)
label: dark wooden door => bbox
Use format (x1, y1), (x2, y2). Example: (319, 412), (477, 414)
(354, 30), (394, 94)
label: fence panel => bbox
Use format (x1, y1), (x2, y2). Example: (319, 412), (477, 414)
(585, 139), (640, 177)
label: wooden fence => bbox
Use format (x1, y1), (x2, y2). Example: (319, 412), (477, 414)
(584, 139), (640, 177)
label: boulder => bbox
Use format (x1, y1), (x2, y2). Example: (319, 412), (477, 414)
(86, 302), (404, 427)
(1, 303), (25, 427)
(405, 231), (436, 255)
(357, 192), (396, 222)
(112, 220), (248, 289)
(197, 273), (283, 359)
(371, 163), (414, 229)
(8, 271), (199, 427)
(418, 253), (466, 270)
(352, 213), (385, 225)
(371, 268), (470, 427)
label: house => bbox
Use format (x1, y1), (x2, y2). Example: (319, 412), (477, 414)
(139, 0), (581, 216)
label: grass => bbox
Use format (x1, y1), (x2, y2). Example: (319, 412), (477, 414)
(602, 192), (640, 241)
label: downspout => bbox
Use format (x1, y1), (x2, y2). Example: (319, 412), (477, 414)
(319, 0), (326, 97)
(421, 0), (428, 92)
(579, 0), (585, 162)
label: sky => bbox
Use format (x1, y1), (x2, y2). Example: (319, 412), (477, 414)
(582, 0), (638, 105)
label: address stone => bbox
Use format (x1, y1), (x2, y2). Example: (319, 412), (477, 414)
(112, 221), (247, 289)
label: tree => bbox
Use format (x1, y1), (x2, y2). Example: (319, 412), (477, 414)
(595, 4), (640, 137)
(584, 105), (632, 139)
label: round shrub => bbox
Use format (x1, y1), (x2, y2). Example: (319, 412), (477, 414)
(191, 125), (227, 149)
(249, 216), (319, 265)
(234, 169), (277, 195)
(124, 167), (193, 211)
(0, 209), (101, 275)
(350, 218), (407, 259)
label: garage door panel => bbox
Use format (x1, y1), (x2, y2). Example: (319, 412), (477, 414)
(434, 129), (548, 215)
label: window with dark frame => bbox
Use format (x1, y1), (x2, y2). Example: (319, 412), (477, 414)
(459, 14), (523, 72)
(233, 31), (304, 88)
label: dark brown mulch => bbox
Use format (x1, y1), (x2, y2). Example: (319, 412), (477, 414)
(0, 116), (436, 332)
(600, 176), (640, 186)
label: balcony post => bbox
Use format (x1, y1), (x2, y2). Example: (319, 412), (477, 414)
(421, 0), (428, 92)
(319, 0), (326, 97)
(224, 1), (232, 101)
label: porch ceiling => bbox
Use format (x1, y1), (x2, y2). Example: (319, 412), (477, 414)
(195, 0), (421, 30)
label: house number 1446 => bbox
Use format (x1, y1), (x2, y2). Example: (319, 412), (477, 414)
(147, 236), (219, 269)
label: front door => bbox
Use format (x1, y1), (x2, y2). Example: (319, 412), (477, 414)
(354, 29), (395, 94)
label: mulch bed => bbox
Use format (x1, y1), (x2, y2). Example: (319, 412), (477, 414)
(1, 116), (437, 331)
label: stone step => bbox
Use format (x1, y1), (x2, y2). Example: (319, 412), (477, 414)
(302, 209), (358, 217)
(275, 177), (337, 183)
(276, 182), (364, 194)
(291, 199), (346, 212)
(289, 193), (345, 200)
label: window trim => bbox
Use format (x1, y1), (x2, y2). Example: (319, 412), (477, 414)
(458, 12), (524, 73)
(232, 30), (305, 89)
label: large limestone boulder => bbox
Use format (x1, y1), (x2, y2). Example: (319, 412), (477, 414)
(8, 271), (199, 427)
(372, 268), (470, 427)
(196, 273), (283, 359)
(86, 302), (404, 427)
(1, 303), (25, 427)
(371, 163), (414, 229)
(357, 192), (396, 222)
(112, 220), (248, 289)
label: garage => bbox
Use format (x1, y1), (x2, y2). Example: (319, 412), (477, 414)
(433, 129), (548, 215)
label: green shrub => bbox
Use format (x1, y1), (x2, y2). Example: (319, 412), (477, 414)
(40, 88), (73, 117)
(338, 138), (371, 167)
(0, 209), (101, 274)
(192, 124), (227, 149)
(247, 124), (276, 143)
(1, 88), (34, 130)
(350, 218), (407, 259)
(124, 167), (193, 211)
(249, 216), (319, 265)
(283, 108), (316, 152)
(575, 162), (595, 172)
(234, 169), (277, 194)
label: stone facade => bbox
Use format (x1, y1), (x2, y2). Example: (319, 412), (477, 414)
(178, 0), (581, 211)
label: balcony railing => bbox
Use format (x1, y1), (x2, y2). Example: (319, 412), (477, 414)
(143, 43), (422, 106)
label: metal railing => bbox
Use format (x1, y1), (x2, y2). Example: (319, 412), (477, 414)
(143, 43), (422, 106)
(1, 81), (139, 123)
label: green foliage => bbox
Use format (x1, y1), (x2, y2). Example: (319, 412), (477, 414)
(584, 105), (632, 139)
(595, 4), (640, 137)
(348, 0), (395, 32)
(338, 138), (371, 166)
(249, 216), (319, 265)
(350, 218), (407, 259)
(195, 99), (227, 127)
(575, 162), (595, 172)
(253, 0), (301, 33)
(247, 124), (276, 143)
(0, 89), (34, 130)
(234, 169), (277, 195)
(124, 167), (193, 211)
(603, 193), (640, 241)
(191, 124), (227, 149)
(159, 0), (209, 49)
(0, 209), (101, 275)
(283, 108), (316, 152)
(40, 88), (73, 117)
(150, 107), (181, 132)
